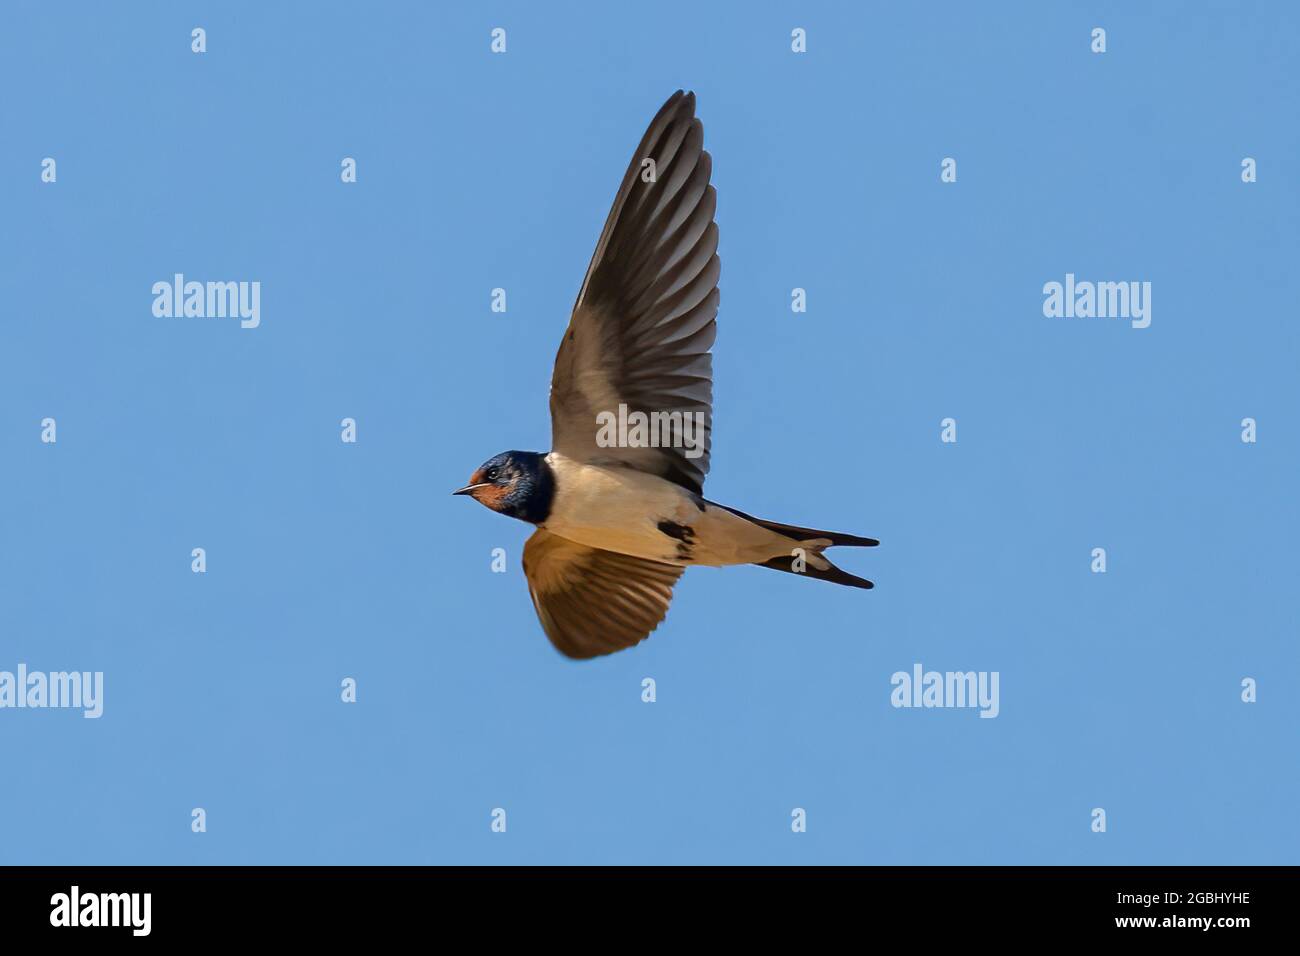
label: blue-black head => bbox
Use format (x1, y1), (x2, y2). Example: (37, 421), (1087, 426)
(453, 450), (554, 524)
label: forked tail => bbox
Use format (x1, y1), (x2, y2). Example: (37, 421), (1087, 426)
(755, 552), (875, 589)
(711, 503), (878, 589)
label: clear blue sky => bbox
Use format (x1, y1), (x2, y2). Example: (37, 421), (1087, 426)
(1, 1), (1296, 864)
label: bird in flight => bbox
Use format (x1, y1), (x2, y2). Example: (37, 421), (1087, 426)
(455, 90), (878, 659)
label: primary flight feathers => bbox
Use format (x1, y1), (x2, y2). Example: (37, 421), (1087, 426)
(550, 90), (718, 495)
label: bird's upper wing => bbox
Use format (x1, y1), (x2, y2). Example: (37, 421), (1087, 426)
(522, 529), (683, 659)
(549, 90), (719, 496)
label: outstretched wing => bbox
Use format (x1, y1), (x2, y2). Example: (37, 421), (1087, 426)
(549, 90), (719, 495)
(522, 529), (683, 659)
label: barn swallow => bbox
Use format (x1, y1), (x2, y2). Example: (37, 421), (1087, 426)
(455, 91), (878, 659)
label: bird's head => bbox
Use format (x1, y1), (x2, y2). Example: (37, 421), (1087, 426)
(453, 450), (554, 523)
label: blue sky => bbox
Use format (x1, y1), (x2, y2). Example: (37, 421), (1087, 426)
(1, 1), (1296, 864)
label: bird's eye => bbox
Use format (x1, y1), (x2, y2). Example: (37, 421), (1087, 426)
(486, 468), (499, 481)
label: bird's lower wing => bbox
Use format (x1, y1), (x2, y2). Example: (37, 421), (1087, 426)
(522, 529), (683, 659)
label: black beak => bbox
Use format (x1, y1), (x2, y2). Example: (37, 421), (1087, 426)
(452, 483), (489, 496)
